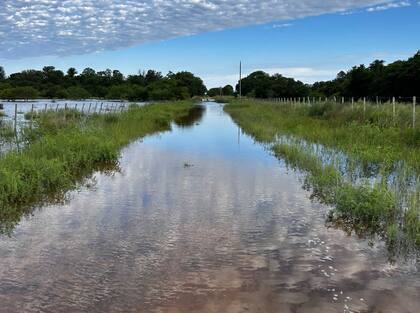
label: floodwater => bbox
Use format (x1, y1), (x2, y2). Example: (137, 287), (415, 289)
(0, 102), (419, 313)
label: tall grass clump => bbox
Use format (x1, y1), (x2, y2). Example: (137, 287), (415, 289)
(0, 101), (194, 234)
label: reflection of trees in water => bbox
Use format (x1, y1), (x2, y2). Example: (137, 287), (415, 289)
(174, 105), (205, 128)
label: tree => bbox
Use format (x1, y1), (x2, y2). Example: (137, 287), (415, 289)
(237, 71), (309, 98)
(106, 85), (133, 100)
(66, 67), (77, 78)
(222, 85), (234, 96)
(168, 71), (207, 96)
(0, 66), (5, 81)
(112, 70), (124, 84)
(1, 86), (39, 100)
(145, 70), (163, 84)
(66, 86), (91, 99)
(207, 87), (222, 97)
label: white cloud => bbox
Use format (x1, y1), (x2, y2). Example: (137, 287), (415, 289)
(272, 23), (293, 29)
(366, 1), (411, 11)
(0, 0), (397, 59)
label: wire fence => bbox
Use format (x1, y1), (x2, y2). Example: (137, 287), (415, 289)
(0, 100), (133, 155)
(258, 96), (418, 128)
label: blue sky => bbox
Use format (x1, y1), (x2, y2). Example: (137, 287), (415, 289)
(0, 0), (419, 88)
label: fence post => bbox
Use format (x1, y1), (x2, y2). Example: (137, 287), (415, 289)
(363, 97), (366, 116)
(392, 97), (396, 124)
(44, 103), (47, 112)
(14, 103), (17, 133)
(351, 97), (354, 110)
(413, 96), (417, 129)
(30, 103), (34, 129)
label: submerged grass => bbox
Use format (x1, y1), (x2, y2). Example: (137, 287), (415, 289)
(225, 100), (420, 253)
(0, 101), (194, 234)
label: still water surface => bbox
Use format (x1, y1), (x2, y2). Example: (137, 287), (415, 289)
(0, 103), (419, 312)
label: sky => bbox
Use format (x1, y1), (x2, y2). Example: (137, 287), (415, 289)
(0, 0), (419, 88)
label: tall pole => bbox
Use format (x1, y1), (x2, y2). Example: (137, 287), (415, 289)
(239, 61), (242, 100)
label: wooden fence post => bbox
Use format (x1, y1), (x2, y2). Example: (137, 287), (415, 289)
(30, 103), (34, 129)
(392, 97), (396, 124)
(363, 97), (366, 116)
(413, 96), (417, 129)
(14, 103), (17, 133)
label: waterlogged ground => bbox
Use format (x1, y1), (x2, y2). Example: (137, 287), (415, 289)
(0, 103), (419, 312)
(0, 99), (127, 119)
(0, 100), (130, 155)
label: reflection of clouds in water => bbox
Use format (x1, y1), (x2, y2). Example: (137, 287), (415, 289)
(0, 104), (419, 312)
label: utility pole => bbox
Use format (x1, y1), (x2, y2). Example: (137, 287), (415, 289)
(239, 61), (242, 100)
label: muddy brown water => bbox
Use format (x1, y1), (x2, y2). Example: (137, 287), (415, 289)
(0, 103), (419, 313)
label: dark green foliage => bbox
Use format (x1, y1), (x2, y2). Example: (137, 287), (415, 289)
(0, 66), (5, 81)
(207, 85), (234, 97)
(0, 66), (207, 101)
(66, 86), (91, 100)
(312, 51), (420, 97)
(237, 71), (310, 98)
(234, 52), (419, 99)
(0, 86), (39, 100)
(168, 71), (207, 97)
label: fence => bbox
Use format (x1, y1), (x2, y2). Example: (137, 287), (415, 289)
(258, 96), (418, 128)
(0, 100), (130, 132)
(0, 100), (132, 155)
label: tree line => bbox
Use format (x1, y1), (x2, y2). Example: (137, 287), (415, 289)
(1, 51), (418, 101)
(0, 66), (207, 101)
(234, 51), (420, 99)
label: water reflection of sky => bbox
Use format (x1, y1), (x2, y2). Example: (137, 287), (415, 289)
(0, 102), (419, 313)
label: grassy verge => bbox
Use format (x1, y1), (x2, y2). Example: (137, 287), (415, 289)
(225, 100), (420, 172)
(0, 101), (194, 234)
(224, 100), (420, 252)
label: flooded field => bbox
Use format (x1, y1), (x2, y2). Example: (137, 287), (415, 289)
(0, 102), (419, 313)
(0, 100), (127, 120)
(0, 100), (131, 155)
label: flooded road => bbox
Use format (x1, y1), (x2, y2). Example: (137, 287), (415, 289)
(0, 102), (419, 312)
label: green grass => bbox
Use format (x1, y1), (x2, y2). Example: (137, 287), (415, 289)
(225, 100), (420, 173)
(225, 99), (420, 252)
(0, 101), (194, 234)
(0, 121), (15, 140)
